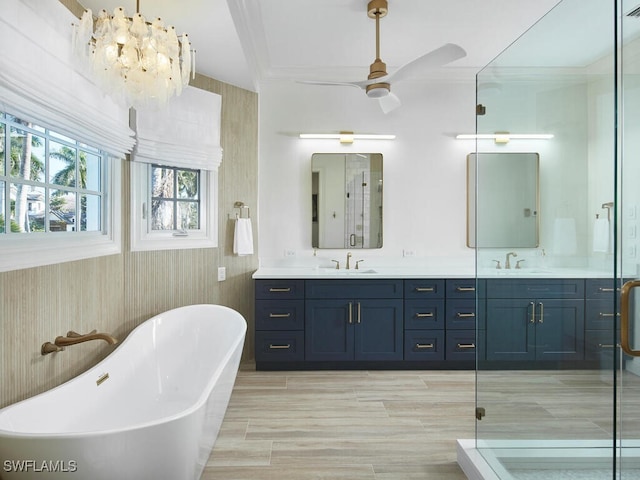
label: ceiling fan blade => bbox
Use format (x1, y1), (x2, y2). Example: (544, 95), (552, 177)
(384, 43), (466, 83)
(378, 92), (401, 114)
(297, 79), (370, 90)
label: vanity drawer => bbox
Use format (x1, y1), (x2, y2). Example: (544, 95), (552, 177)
(404, 299), (444, 329)
(404, 279), (445, 299)
(446, 330), (476, 361)
(404, 330), (444, 361)
(446, 279), (477, 299)
(255, 279), (305, 300)
(306, 279), (403, 299)
(586, 278), (620, 299)
(486, 278), (585, 299)
(446, 299), (477, 329)
(255, 300), (304, 331)
(585, 329), (618, 361)
(255, 331), (304, 362)
(585, 299), (619, 330)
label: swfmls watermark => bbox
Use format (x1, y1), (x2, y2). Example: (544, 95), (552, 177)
(3, 460), (78, 473)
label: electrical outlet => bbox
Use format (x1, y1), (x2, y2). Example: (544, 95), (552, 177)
(403, 249), (416, 257)
(217, 267), (226, 281)
(284, 249), (296, 257)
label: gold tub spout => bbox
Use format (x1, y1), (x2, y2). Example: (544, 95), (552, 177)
(54, 329), (118, 348)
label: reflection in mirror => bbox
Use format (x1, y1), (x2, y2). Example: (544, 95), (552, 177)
(312, 153), (383, 249)
(467, 152), (539, 248)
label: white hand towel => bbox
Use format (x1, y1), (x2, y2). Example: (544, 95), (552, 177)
(552, 218), (577, 255)
(593, 217), (610, 253)
(233, 218), (254, 256)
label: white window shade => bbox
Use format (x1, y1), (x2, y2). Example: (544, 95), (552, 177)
(132, 86), (223, 171)
(0, 0), (135, 157)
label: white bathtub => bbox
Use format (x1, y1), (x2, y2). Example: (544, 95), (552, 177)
(0, 304), (246, 479)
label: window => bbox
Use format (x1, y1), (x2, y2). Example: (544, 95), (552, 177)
(0, 111), (120, 272)
(130, 161), (217, 251)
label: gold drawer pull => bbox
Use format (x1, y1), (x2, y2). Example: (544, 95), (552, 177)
(415, 287), (435, 292)
(456, 312), (475, 318)
(416, 312), (434, 318)
(269, 287), (291, 292)
(415, 343), (434, 349)
(456, 287), (476, 292)
(457, 343), (476, 349)
(269, 313), (291, 318)
(269, 344), (291, 350)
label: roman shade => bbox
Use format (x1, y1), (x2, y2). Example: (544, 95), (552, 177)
(0, 0), (135, 157)
(132, 85), (223, 171)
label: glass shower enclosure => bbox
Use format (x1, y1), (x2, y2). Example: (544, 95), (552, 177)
(458, 0), (640, 478)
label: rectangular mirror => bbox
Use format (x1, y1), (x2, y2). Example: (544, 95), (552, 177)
(312, 153), (383, 249)
(467, 152), (539, 248)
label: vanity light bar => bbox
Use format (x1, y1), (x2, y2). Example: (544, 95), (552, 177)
(299, 133), (396, 142)
(456, 134), (554, 140)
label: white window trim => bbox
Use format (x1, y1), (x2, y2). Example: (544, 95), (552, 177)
(130, 161), (218, 252)
(0, 158), (122, 273)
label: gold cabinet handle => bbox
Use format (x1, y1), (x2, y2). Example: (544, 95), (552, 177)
(621, 280), (640, 357)
(529, 302), (536, 324)
(415, 287), (435, 292)
(416, 312), (434, 318)
(348, 302), (353, 324)
(269, 344), (291, 350)
(598, 312), (620, 318)
(415, 343), (434, 349)
(456, 312), (475, 318)
(269, 313), (291, 318)
(357, 302), (361, 324)
(269, 287), (291, 292)
(456, 287), (476, 292)
(538, 302), (544, 323)
(457, 343), (476, 349)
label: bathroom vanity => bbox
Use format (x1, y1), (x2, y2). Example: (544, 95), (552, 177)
(253, 268), (618, 371)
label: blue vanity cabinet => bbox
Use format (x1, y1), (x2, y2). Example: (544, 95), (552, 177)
(255, 279), (305, 363)
(305, 280), (404, 362)
(585, 278), (620, 362)
(485, 279), (585, 363)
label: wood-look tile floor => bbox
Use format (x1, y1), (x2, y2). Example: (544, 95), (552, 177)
(202, 364), (475, 480)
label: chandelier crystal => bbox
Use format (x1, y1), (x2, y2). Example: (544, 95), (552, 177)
(72, 5), (194, 108)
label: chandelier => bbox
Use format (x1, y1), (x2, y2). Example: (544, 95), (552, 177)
(72, 1), (195, 108)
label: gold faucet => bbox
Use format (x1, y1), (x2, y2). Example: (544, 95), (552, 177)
(505, 251), (518, 269)
(54, 329), (118, 347)
(41, 330), (117, 356)
(346, 252), (352, 269)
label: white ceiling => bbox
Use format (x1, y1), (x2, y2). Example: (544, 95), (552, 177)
(77, 0), (568, 92)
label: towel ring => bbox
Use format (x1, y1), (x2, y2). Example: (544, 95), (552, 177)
(234, 201), (250, 219)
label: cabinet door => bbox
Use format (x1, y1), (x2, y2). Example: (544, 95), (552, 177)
(535, 299), (584, 361)
(486, 299), (536, 361)
(305, 299), (354, 361)
(355, 299), (403, 361)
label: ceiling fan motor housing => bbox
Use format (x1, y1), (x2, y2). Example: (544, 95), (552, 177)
(366, 58), (390, 97)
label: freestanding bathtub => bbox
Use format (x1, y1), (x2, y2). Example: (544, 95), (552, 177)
(0, 304), (246, 479)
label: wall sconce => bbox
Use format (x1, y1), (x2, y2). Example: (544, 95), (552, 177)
(299, 131), (396, 144)
(456, 133), (554, 144)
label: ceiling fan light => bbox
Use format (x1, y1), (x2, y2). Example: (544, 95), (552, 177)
(366, 83), (390, 98)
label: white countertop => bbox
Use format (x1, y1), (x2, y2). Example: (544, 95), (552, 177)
(252, 266), (613, 280)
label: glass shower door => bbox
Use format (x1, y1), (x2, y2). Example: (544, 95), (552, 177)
(619, 0), (640, 476)
(473, 0), (622, 478)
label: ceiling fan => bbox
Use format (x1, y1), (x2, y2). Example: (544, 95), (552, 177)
(299, 0), (466, 114)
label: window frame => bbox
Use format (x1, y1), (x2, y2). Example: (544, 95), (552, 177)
(130, 161), (218, 252)
(0, 156), (121, 273)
